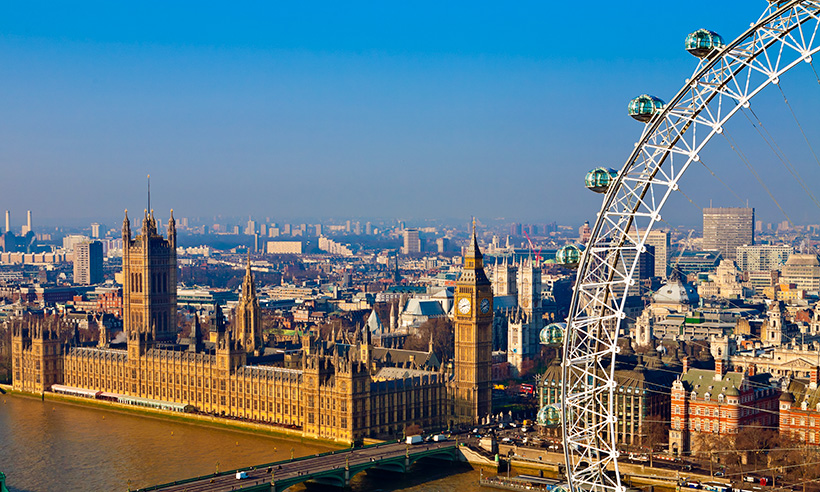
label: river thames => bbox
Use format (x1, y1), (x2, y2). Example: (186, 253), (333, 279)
(0, 394), (488, 492)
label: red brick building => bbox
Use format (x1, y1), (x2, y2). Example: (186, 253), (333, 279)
(779, 368), (820, 444)
(670, 357), (779, 456)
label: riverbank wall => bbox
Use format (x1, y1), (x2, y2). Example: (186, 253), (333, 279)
(0, 384), (363, 448)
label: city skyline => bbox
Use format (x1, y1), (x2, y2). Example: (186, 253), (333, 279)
(5, 2), (820, 227)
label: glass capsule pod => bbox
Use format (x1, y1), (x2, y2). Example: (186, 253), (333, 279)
(537, 403), (562, 427)
(556, 244), (584, 269)
(584, 167), (618, 194)
(685, 29), (724, 58)
(539, 322), (565, 346)
(627, 94), (665, 123)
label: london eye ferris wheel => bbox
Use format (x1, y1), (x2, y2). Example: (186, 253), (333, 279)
(536, 2), (820, 491)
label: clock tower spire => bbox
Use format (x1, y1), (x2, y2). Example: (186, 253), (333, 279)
(453, 218), (493, 424)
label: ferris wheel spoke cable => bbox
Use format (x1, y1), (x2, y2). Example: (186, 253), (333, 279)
(740, 103), (820, 211)
(697, 155), (747, 206)
(722, 128), (795, 227)
(776, 82), (820, 170)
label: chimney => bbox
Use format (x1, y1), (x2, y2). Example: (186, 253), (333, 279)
(811, 366), (819, 391)
(715, 358), (726, 381)
(682, 356), (690, 374)
(4, 210), (9, 234)
(747, 363), (756, 377)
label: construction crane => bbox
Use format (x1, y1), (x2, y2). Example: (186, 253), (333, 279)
(672, 229), (695, 277)
(523, 230), (543, 264)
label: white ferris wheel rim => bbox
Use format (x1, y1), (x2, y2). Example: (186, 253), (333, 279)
(560, 2), (820, 492)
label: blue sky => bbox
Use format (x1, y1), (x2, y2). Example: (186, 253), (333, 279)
(1, 1), (815, 228)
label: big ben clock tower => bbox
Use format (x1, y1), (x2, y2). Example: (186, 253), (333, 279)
(453, 219), (493, 424)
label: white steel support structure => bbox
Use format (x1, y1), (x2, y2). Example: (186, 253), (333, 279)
(560, 2), (820, 492)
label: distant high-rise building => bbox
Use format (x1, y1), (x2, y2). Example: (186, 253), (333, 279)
(436, 237), (449, 253)
(91, 223), (101, 239)
(365, 222), (372, 235)
(74, 240), (104, 285)
(244, 218), (256, 235)
(345, 220), (351, 233)
(402, 229), (421, 255)
(510, 223), (522, 236)
(781, 254), (820, 291)
(703, 207), (754, 261)
(283, 224), (291, 235)
(736, 244), (792, 272)
(260, 224), (267, 237)
(645, 229), (671, 278)
(315, 224), (322, 236)
(354, 221), (362, 235)
(578, 221), (592, 244)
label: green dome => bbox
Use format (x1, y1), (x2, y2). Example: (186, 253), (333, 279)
(585, 167), (618, 194)
(685, 29), (725, 58)
(628, 94), (665, 123)
(556, 244), (584, 269)
(540, 322), (565, 346)
(537, 403), (562, 427)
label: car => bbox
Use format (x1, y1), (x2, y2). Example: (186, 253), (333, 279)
(501, 437), (512, 443)
(744, 476), (758, 483)
(714, 471), (725, 477)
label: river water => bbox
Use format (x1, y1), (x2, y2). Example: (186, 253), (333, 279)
(0, 394), (488, 492)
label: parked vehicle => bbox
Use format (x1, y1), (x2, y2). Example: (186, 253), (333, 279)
(406, 435), (423, 445)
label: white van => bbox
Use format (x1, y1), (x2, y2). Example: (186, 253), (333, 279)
(406, 435), (423, 445)
(432, 434), (447, 442)
(236, 471), (248, 480)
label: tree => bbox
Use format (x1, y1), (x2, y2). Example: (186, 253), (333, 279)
(404, 424), (423, 437)
(403, 318), (454, 361)
(642, 415), (669, 467)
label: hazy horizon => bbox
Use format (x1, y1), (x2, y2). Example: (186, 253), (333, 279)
(2, 2), (819, 229)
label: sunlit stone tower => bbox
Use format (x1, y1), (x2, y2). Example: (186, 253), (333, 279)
(453, 220), (493, 424)
(234, 254), (262, 354)
(122, 209), (178, 342)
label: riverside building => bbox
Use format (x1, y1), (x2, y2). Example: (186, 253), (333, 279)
(12, 210), (493, 442)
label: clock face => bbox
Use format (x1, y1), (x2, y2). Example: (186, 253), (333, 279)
(480, 298), (490, 314)
(458, 297), (471, 314)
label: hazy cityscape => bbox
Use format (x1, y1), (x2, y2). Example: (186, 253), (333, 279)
(6, 2), (820, 492)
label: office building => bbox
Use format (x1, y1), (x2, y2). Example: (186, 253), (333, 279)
(73, 240), (104, 285)
(736, 244), (793, 273)
(645, 230), (671, 278)
(703, 207), (754, 261)
(267, 241), (303, 254)
(402, 229), (421, 255)
(91, 223), (101, 239)
(781, 254), (820, 292)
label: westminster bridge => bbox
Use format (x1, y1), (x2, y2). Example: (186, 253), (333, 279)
(133, 440), (460, 492)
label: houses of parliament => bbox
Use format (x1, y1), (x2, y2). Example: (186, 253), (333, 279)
(11, 209), (493, 443)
